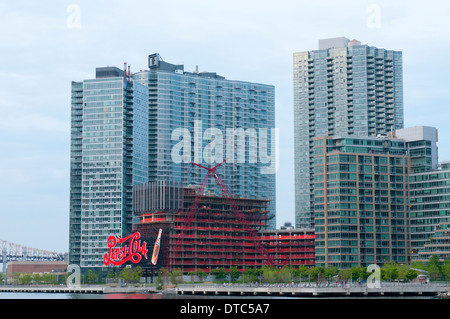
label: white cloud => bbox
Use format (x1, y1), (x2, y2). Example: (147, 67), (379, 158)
(0, 112), (69, 134)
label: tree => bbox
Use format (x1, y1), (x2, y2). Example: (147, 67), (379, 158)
(196, 270), (206, 282)
(17, 273), (33, 285)
(158, 267), (170, 284)
(120, 266), (142, 283)
(308, 266), (322, 282)
(86, 270), (99, 284)
(350, 267), (363, 281)
(441, 260), (450, 280)
(427, 255), (442, 281)
(242, 268), (259, 283)
(397, 264), (409, 281)
(295, 265), (310, 281)
(229, 266), (240, 282)
(261, 266), (276, 283)
(404, 269), (418, 281)
(276, 267), (293, 283)
(338, 269), (351, 282)
(170, 268), (183, 285)
(213, 267), (227, 281)
(381, 262), (398, 281)
(323, 266), (339, 280)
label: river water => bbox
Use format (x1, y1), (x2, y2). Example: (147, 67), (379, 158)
(0, 291), (435, 299)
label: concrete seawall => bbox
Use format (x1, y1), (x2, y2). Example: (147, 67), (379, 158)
(0, 285), (157, 294)
(176, 283), (449, 297)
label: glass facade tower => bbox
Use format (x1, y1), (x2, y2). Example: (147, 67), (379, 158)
(313, 135), (411, 268)
(410, 162), (450, 259)
(134, 54), (277, 228)
(294, 38), (404, 229)
(69, 67), (148, 270)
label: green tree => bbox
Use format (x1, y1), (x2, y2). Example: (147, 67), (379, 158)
(323, 266), (339, 280)
(120, 266), (142, 283)
(350, 266), (363, 281)
(410, 261), (427, 271)
(213, 267), (227, 281)
(295, 265), (310, 281)
(275, 266), (293, 283)
(441, 260), (450, 280)
(427, 255), (442, 281)
(338, 269), (351, 282)
(405, 269), (418, 281)
(18, 273), (33, 285)
(382, 262), (398, 281)
(86, 269), (99, 284)
(158, 267), (170, 284)
(242, 268), (259, 283)
(397, 264), (409, 281)
(308, 266), (322, 282)
(360, 267), (370, 281)
(170, 268), (183, 285)
(261, 266), (276, 283)
(196, 270), (206, 282)
(229, 266), (240, 282)
(32, 273), (42, 284)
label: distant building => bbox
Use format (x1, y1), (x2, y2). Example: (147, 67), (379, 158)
(313, 135), (410, 268)
(415, 222), (450, 262)
(294, 37), (404, 229)
(388, 126), (439, 173)
(69, 65), (149, 272)
(7, 261), (68, 281)
(260, 228), (315, 268)
(133, 54), (277, 229)
(410, 162), (450, 257)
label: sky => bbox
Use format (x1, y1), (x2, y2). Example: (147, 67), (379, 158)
(0, 0), (449, 253)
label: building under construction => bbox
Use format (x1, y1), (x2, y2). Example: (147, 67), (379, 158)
(133, 181), (315, 273)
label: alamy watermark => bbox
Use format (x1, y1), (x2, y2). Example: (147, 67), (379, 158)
(366, 4), (382, 29)
(367, 264), (381, 288)
(66, 4), (81, 29)
(66, 264), (81, 288)
(171, 120), (279, 175)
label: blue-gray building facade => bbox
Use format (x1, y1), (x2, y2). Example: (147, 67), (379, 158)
(294, 38), (404, 229)
(134, 54), (277, 228)
(69, 66), (149, 269)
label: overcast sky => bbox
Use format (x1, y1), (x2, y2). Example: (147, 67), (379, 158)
(1, 0), (449, 253)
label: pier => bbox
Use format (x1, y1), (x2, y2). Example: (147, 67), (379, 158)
(176, 282), (449, 298)
(0, 285), (157, 294)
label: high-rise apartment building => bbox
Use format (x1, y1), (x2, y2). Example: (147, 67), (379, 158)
(410, 162), (450, 259)
(388, 126), (439, 173)
(313, 135), (411, 268)
(294, 37), (404, 229)
(134, 54), (277, 228)
(69, 66), (149, 271)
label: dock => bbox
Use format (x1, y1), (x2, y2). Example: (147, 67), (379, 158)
(176, 282), (449, 297)
(0, 285), (157, 294)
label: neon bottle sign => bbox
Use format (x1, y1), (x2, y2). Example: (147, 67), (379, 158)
(151, 229), (162, 265)
(104, 232), (148, 266)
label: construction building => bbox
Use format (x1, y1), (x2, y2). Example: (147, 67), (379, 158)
(132, 181), (315, 273)
(260, 228), (315, 267)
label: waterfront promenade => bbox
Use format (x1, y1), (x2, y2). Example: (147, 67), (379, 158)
(0, 285), (156, 294)
(176, 282), (449, 297)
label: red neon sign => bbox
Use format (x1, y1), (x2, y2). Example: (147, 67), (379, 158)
(104, 232), (148, 266)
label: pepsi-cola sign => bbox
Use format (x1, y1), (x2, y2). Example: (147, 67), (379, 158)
(104, 232), (148, 266)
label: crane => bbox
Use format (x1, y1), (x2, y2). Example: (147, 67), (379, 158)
(176, 159), (277, 267)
